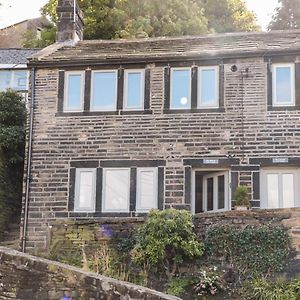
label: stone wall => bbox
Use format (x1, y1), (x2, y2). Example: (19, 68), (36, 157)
(0, 246), (180, 300)
(23, 56), (300, 250)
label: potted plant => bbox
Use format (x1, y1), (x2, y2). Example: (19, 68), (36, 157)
(233, 186), (251, 210)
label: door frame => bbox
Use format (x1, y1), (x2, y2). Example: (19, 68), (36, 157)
(191, 168), (231, 214)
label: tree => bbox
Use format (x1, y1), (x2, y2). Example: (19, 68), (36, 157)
(22, 25), (56, 48)
(268, 0), (300, 30)
(40, 0), (259, 41)
(203, 0), (260, 33)
(0, 90), (26, 240)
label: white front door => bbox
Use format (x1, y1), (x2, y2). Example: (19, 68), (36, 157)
(261, 169), (300, 209)
(202, 171), (229, 212)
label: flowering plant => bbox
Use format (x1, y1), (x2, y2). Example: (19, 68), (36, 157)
(193, 266), (226, 298)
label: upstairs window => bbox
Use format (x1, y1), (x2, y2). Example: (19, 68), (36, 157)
(0, 70), (28, 92)
(64, 71), (84, 112)
(272, 64), (295, 106)
(91, 70), (117, 111)
(124, 69), (144, 110)
(198, 66), (219, 108)
(170, 68), (191, 109)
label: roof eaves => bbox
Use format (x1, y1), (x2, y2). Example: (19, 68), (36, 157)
(29, 40), (78, 62)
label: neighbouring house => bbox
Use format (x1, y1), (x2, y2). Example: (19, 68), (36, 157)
(21, 0), (300, 251)
(0, 49), (39, 97)
(0, 17), (50, 48)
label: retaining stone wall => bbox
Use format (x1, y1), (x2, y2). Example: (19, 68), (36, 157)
(0, 246), (181, 300)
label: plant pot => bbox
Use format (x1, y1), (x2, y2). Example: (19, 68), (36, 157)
(234, 205), (248, 211)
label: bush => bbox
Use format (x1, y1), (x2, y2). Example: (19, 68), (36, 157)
(242, 276), (300, 300)
(205, 225), (291, 276)
(193, 266), (226, 298)
(0, 90), (26, 239)
(131, 209), (204, 279)
(233, 186), (250, 206)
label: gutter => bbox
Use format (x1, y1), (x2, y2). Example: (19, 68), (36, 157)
(21, 67), (35, 253)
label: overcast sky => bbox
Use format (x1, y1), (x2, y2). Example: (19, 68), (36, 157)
(0, 0), (280, 30)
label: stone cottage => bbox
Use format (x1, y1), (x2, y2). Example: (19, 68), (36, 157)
(21, 0), (300, 251)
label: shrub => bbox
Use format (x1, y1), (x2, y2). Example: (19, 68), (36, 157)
(242, 276), (300, 300)
(131, 209), (204, 279)
(0, 90), (26, 239)
(193, 266), (226, 298)
(205, 225), (291, 276)
(233, 186), (250, 206)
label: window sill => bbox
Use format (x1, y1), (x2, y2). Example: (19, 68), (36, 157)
(68, 212), (148, 218)
(267, 105), (300, 111)
(163, 107), (225, 114)
(56, 109), (153, 117)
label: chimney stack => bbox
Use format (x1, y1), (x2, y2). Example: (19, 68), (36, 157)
(56, 0), (84, 42)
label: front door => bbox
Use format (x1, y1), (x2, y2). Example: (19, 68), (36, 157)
(202, 171), (229, 212)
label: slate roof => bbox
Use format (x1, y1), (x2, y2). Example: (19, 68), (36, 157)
(30, 30), (300, 66)
(0, 49), (39, 65)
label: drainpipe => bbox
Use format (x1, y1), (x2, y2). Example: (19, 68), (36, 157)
(21, 67), (35, 253)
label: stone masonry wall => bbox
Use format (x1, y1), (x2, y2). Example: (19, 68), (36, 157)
(0, 246), (180, 300)
(23, 56), (300, 250)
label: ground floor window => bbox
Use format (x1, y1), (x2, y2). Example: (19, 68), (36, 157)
(72, 166), (159, 213)
(260, 168), (300, 209)
(193, 170), (230, 213)
(74, 168), (96, 212)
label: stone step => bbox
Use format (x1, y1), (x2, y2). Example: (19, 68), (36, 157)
(282, 259), (300, 279)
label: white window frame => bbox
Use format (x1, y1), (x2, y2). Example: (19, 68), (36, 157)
(102, 168), (131, 213)
(74, 168), (96, 212)
(260, 168), (300, 209)
(90, 70), (118, 111)
(123, 69), (145, 110)
(198, 66), (219, 108)
(170, 67), (191, 109)
(272, 63), (295, 107)
(136, 168), (158, 212)
(64, 71), (85, 112)
(0, 69), (29, 92)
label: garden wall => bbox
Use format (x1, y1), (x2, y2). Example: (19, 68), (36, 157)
(0, 246), (181, 300)
(47, 209), (300, 253)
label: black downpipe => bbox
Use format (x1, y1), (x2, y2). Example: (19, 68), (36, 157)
(21, 67), (35, 253)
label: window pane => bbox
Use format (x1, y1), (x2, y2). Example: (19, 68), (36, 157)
(103, 169), (129, 212)
(207, 177), (214, 211)
(137, 169), (157, 211)
(267, 174), (279, 209)
(126, 72), (143, 109)
(200, 69), (217, 106)
(13, 70), (28, 90)
(282, 173), (294, 208)
(218, 175), (225, 209)
(0, 71), (11, 91)
(276, 67), (292, 103)
(171, 69), (190, 109)
(92, 72), (117, 110)
(66, 74), (82, 110)
(75, 170), (95, 212)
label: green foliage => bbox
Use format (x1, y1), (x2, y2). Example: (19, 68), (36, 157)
(0, 90), (26, 239)
(233, 185), (250, 206)
(41, 0), (259, 40)
(242, 276), (300, 300)
(204, 225), (291, 276)
(22, 25), (56, 48)
(131, 209), (204, 279)
(166, 277), (191, 297)
(48, 239), (83, 267)
(268, 0), (300, 30)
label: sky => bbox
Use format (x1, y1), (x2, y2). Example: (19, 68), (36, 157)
(0, 0), (280, 30)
